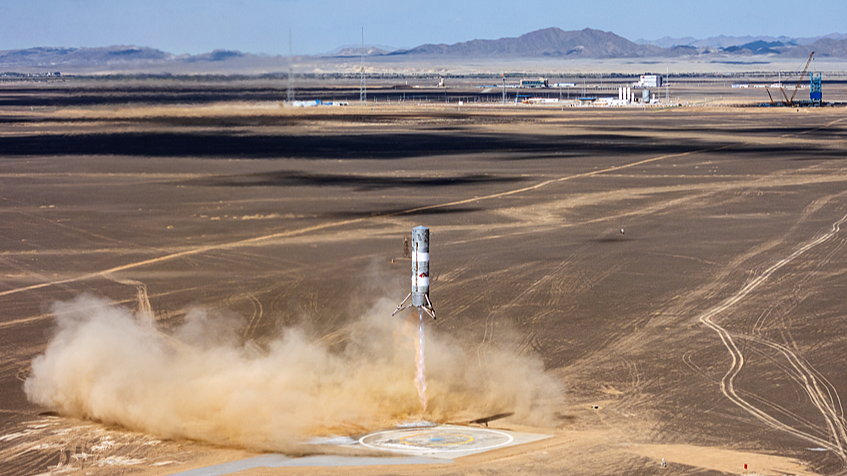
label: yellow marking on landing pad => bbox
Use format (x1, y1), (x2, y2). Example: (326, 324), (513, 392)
(399, 433), (474, 447)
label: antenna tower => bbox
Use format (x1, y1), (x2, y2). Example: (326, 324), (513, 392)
(287, 29), (293, 102)
(665, 67), (669, 102)
(360, 27), (367, 103)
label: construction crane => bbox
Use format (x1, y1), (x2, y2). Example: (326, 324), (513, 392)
(785, 51), (815, 106)
(780, 88), (791, 105)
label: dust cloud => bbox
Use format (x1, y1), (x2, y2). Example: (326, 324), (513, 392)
(25, 294), (562, 452)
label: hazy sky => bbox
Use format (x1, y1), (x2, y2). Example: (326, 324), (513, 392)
(1, 0), (844, 55)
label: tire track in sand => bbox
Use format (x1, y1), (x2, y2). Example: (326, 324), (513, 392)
(103, 274), (153, 322)
(697, 212), (847, 462)
(1, 118), (844, 302)
(241, 292), (264, 340)
(0, 145), (724, 300)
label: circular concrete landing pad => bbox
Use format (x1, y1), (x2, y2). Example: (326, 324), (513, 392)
(171, 426), (552, 473)
(359, 425), (514, 456)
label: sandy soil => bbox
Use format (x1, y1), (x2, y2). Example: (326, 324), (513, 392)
(2, 83), (847, 475)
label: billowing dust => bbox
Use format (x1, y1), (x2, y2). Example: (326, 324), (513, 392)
(24, 295), (562, 453)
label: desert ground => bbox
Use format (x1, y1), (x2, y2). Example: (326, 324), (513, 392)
(1, 80), (847, 476)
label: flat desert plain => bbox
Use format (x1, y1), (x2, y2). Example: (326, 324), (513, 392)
(1, 87), (847, 476)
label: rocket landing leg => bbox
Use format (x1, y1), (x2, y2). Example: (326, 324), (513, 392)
(392, 293), (412, 316)
(423, 294), (436, 320)
(392, 293), (436, 320)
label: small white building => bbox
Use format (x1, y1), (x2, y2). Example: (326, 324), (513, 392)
(523, 98), (560, 104)
(595, 97), (628, 107)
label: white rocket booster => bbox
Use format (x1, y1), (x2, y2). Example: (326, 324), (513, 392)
(393, 226), (436, 319)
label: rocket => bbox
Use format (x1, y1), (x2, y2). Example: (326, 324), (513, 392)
(393, 226), (436, 319)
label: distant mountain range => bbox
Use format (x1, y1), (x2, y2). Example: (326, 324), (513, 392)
(388, 28), (668, 58)
(635, 33), (847, 49)
(0, 45), (249, 68)
(329, 44), (401, 57)
(3, 28), (847, 73)
(375, 28), (847, 59)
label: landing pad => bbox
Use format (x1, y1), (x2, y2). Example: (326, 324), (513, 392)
(171, 425), (552, 474)
(359, 425), (548, 459)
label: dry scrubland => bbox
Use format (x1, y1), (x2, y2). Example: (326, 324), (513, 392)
(1, 84), (847, 475)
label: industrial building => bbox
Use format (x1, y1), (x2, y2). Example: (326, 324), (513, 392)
(520, 78), (549, 88)
(636, 75), (662, 88)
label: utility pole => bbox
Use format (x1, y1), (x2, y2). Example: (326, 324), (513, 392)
(665, 67), (669, 102)
(287, 29), (293, 102)
(360, 27), (367, 104)
(502, 73), (506, 104)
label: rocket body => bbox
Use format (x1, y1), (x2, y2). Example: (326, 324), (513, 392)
(393, 225), (436, 319)
(411, 226), (430, 308)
